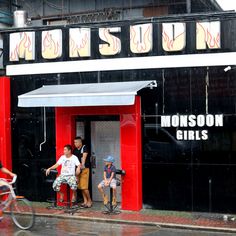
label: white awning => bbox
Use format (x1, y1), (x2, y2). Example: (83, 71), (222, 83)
(18, 80), (157, 107)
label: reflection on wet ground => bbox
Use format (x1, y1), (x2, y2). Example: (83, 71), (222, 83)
(0, 215), (235, 236)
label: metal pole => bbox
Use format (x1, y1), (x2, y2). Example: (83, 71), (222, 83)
(206, 67), (209, 114)
(209, 178), (212, 212)
(39, 107), (47, 151)
(186, 0), (191, 13)
(162, 69), (165, 114)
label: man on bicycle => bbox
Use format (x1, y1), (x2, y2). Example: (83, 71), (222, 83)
(0, 161), (16, 220)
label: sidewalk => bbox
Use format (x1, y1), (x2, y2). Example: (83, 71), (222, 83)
(21, 202), (236, 233)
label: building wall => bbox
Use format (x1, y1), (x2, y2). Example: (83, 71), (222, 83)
(0, 0), (221, 26)
(2, 4), (236, 212)
(8, 65), (236, 212)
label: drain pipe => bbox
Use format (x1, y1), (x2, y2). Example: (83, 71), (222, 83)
(39, 107), (47, 151)
(186, 0), (191, 13)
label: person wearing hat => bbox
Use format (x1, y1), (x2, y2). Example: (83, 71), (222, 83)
(98, 155), (117, 206)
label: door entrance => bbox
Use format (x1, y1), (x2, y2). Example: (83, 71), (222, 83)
(55, 97), (142, 210)
(76, 117), (121, 202)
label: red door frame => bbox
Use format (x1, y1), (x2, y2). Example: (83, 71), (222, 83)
(55, 96), (142, 211)
(0, 76), (12, 178)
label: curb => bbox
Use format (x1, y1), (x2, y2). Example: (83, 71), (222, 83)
(34, 212), (236, 233)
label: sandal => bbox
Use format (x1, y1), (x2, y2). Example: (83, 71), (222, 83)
(86, 202), (93, 208)
(80, 203), (87, 208)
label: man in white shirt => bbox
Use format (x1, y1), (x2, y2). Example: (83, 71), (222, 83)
(46, 144), (80, 203)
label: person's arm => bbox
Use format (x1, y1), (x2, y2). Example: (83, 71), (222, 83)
(80, 145), (88, 169)
(103, 171), (107, 182)
(46, 163), (60, 176)
(1, 167), (16, 178)
(75, 156), (81, 176)
(75, 166), (81, 176)
(108, 172), (115, 184)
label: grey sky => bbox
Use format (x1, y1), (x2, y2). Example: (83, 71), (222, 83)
(216, 0), (236, 10)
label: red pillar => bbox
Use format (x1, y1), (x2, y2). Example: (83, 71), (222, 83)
(0, 76), (12, 177)
(120, 97), (142, 210)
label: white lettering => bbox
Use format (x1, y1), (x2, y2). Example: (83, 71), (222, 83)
(197, 115), (205, 127)
(99, 27), (121, 56)
(215, 114), (223, 126)
(172, 115), (179, 127)
(196, 21), (221, 50)
(188, 130), (195, 140)
(69, 28), (91, 58)
(130, 23), (153, 54)
(180, 115), (188, 127)
(188, 115), (196, 127)
(206, 114), (214, 127)
(176, 130), (182, 140)
(162, 23), (186, 52)
(202, 130), (208, 140)
(161, 116), (171, 127)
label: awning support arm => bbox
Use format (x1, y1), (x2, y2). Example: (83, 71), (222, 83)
(147, 81), (157, 89)
(39, 107), (47, 151)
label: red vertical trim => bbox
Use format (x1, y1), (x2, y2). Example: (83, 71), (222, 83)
(55, 96), (142, 210)
(0, 76), (12, 177)
(120, 96), (142, 210)
(55, 108), (74, 204)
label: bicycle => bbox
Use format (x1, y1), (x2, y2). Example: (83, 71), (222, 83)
(0, 175), (35, 230)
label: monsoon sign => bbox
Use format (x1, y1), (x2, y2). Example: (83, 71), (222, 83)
(161, 114), (223, 141)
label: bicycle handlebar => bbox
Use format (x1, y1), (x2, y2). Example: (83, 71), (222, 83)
(8, 175), (17, 185)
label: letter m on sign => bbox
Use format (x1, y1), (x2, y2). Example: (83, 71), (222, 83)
(161, 116), (171, 127)
(9, 32), (35, 61)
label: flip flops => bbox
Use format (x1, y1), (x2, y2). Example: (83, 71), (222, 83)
(80, 203), (87, 208)
(80, 203), (93, 208)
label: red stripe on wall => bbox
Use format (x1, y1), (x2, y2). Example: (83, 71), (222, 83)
(0, 76), (12, 178)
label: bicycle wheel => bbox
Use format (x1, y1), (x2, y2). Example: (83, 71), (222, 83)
(10, 197), (35, 230)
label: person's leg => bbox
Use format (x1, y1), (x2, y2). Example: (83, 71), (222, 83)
(67, 176), (78, 202)
(98, 181), (108, 205)
(78, 168), (91, 206)
(78, 171), (86, 205)
(84, 190), (92, 207)
(72, 190), (77, 203)
(112, 188), (117, 206)
(81, 190), (87, 205)
(0, 184), (11, 220)
(53, 175), (64, 202)
(97, 181), (104, 195)
(80, 168), (92, 207)
(110, 179), (117, 206)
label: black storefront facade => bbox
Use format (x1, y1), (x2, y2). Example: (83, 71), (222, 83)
(1, 11), (236, 213)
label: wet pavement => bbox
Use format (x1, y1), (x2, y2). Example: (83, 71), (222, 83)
(24, 201), (236, 231)
(2, 201), (236, 235)
(1, 215), (236, 236)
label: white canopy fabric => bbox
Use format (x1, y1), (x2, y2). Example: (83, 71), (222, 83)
(18, 80), (157, 107)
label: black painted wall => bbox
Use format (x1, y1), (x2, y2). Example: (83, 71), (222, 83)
(4, 14), (236, 212)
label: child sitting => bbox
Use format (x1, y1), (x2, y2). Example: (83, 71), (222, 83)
(98, 156), (117, 206)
